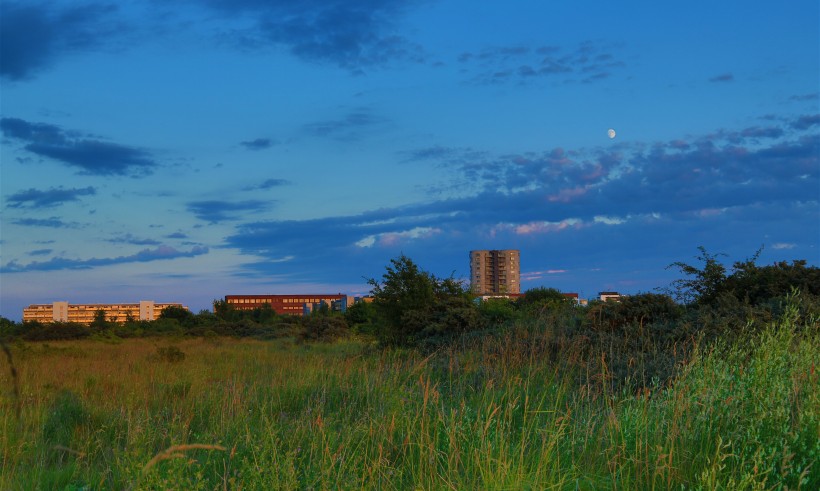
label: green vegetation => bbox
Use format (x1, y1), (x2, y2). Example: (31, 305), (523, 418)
(0, 248), (818, 488)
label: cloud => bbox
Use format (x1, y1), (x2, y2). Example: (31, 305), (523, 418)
(792, 114), (820, 130)
(240, 137), (276, 150)
(0, 2), (124, 81)
(221, 113), (818, 281)
(11, 217), (77, 228)
(28, 249), (53, 256)
(243, 178), (290, 191)
(106, 233), (161, 246)
(738, 126), (784, 140)
(771, 243), (796, 250)
(459, 41), (625, 85)
(708, 73), (734, 83)
(302, 109), (384, 140)
(0, 117), (157, 176)
(187, 199), (271, 222)
(201, 0), (425, 73)
(6, 186), (96, 208)
(789, 93), (819, 102)
(355, 226), (441, 248)
(165, 232), (188, 239)
(1, 245), (209, 273)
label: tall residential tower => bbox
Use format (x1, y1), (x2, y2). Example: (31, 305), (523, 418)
(470, 250), (520, 295)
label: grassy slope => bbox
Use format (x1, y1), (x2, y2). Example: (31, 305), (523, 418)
(1, 312), (818, 489)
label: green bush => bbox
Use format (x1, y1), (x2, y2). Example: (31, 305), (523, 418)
(588, 293), (681, 331)
(155, 345), (186, 363)
(478, 297), (518, 327)
(299, 314), (350, 343)
(368, 254), (483, 347)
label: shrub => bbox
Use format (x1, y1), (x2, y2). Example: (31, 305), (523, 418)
(478, 297), (518, 327)
(155, 345), (186, 363)
(368, 254), (482, 347)
(588, 293), (681, 331)
(299, 314), (349, 343)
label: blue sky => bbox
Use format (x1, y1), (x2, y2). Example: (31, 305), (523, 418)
(1, 0), (818, 320)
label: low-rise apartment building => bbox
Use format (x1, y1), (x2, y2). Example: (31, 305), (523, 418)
(22, 301), (187, 324)
(224, 294), (353, 316)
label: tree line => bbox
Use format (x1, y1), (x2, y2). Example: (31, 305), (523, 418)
(2, 246), (818, 350)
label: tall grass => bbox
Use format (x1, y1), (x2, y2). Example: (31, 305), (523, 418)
(1, 309), (817, 489)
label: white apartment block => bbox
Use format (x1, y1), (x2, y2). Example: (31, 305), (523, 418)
(23, 301), (187, 324)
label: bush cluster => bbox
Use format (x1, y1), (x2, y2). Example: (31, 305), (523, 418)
(2, 247), (817, 391)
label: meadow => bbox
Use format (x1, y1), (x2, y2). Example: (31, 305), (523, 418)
(1, 302), (817, 490)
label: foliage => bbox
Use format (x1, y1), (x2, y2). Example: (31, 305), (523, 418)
(20, 321), (90, 341)
(726, 258), (820, 303)
(1, 305), (816, 489)
(516, 286), (570, 309)
(344, 300), (375, 327)
(477, 297), (518, 327)
(155, 345), (186, 363)
(588, 292), (681, 331)
(666, 246), (820, 308)
(159, 305), (195, 326)
(666, 246), (729, 305)
(90, 309), (111, 331)
(368, 254), (481, 346)
(298, 313), (349, 343)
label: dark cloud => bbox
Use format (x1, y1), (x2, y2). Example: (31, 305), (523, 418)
(460, 41), (624, 85)
(1, 245), (209, 273)
(7, 186), (96, 209)
(11, 217), (76, 228)
(0, 2), (123, 81)
(240, 137), (276, 150)
(187, 199), (271, 222)
(302, 110), (383, 140)
(243, 178), (290, 191)
(0, 117), (157, 176)
(106, 234), (161, 246)
(792, 114), (820, 130)
(739, 126), (784, 140)
(708, 73), (734, 83)
(223, 118), (819, 280)
(28, 249), (53, 256)
(403, 146), (462, 162)
(165, 232), (188, 239)
(201, 0), (425, 72)
(789, 93), (819, 102)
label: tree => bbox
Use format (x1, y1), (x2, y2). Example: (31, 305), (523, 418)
(665, 246), (729, 305)
(213, 299), (241, 322)
(159, 305), (195, 326)
(345, 301), (376, 328)
(368, 254), (480, 346)
(90, 309), (111, 330)
(725, 259), (820, 305)
(666, 246), (820, 307)
(516, 287), (571, 309)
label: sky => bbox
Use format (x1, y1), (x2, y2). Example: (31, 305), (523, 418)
(1, 0), (818, 320)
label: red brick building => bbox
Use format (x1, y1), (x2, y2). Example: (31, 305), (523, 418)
(224, 294), (350, 315)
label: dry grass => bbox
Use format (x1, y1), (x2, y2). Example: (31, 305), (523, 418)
(1, 315), (817, 489)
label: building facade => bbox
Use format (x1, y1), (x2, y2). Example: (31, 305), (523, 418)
(224, 294), (352, 316)
(470, 249), (520, 295)
(598, 291), (622, 302)
(22, 301), (187, 324)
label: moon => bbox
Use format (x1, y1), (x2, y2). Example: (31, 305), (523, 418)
(607, 128), (616, 139)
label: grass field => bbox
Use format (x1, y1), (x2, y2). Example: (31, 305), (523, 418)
(1, 309), (818, 489)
